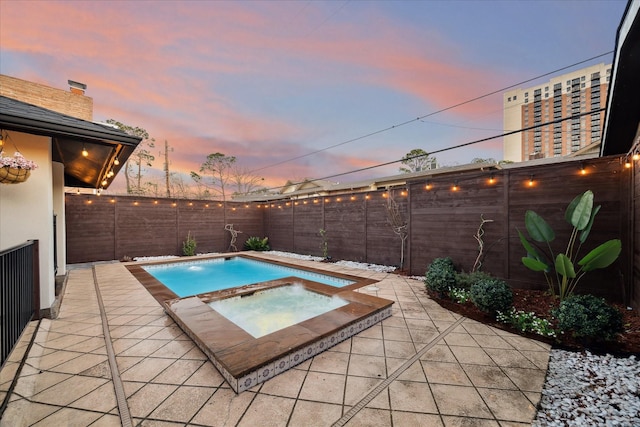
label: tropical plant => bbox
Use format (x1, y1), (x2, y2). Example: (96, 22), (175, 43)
(518, 190), (621, 301)
(244, 236), (270, 251)
(182, 231), (197, 256)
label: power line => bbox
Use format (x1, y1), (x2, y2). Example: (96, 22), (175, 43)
(257, 107), (606, 194)
(249, 51), (613, 174)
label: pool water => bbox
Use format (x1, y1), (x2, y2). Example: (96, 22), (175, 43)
(142, 257), (355, 297)
(208, 285), (348, 338)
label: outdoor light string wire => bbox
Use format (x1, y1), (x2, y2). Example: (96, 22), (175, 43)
(249, 51), (613, 177)
(256, 105), (606, 194)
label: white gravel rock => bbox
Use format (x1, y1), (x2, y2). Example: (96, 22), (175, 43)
(533, 350), (640, 427)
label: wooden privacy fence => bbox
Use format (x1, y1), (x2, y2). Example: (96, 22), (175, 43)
(66, 155), (634, 305)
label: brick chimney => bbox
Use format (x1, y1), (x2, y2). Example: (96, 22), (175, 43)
(68, 80), (87, 95)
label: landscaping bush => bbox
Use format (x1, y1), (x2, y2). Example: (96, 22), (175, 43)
(182, 231), (197, 256)
(469, 278), (513, 314)
(552, 294), (623, 342)
(455, 270), (493, 290)
(244, 236), (270, 251)
(425, 257), (457, 295)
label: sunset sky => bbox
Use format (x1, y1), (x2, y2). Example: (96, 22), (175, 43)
(0, 0), (627, 192)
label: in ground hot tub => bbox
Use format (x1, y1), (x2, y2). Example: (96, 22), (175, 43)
(165, 278), (393, 393)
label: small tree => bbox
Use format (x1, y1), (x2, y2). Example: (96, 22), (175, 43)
(518, 190), (621, 300)
(191, 153), (236, 202)
(399, 149), (437, 173)
(105, 119), (155, 194)
(385, 190), (408, 269)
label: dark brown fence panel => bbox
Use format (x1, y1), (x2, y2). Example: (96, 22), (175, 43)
(366, 190), (408, 268)
(323, 196), (367, 262)
(176, 201), (225, 254)
(66, 195), (116, 262)
(66, 196), (264, 263)
(65, 156), (632, 306)
(292, 202), (324, 256)
(264, 203), (294, 251)
(115, 198), (179, 259)
(223, 204), (265, 251)
(409, 173), (507, 277)
(506, 159), (625, 300)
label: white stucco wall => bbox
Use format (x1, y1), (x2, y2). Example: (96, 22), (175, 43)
(0, 131), (56, 311)
(52, 161), (66, 276)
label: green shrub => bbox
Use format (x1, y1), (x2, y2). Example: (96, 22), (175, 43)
(425, 257), (457, 294)
(182, 231), (197, 256)
(552, 294), (623, 341)
(469, 278), (513, 314)
(244, 236), (270, 251)
(455, 270), (493, 290)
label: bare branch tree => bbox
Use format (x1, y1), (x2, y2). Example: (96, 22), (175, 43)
(472, 214), (494, 272)
(385, 189), (408, 269)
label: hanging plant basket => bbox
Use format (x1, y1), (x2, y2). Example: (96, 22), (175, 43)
(0, 150), (38, 185)
(0, 166), (31, 184)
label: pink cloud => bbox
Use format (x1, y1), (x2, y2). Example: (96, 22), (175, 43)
(1, 1), (509, 188)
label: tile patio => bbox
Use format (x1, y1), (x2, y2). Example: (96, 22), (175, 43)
(0, 253), (551, 426)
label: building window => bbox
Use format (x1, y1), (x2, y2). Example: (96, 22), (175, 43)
(508, 97), (511, 102)
(513, 95), (517, 100)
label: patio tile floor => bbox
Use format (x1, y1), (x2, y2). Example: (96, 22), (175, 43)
(0, 253), (551, 426)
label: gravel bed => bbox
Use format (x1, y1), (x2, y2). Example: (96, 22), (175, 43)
(533, 350), (640, 426)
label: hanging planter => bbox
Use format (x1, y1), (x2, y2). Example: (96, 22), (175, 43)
(0, 151), (38, 184)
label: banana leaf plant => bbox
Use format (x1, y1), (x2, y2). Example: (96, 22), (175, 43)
(518, 190), (621, 301)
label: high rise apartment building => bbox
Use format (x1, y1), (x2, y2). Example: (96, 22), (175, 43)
(503, 63), (611, 162)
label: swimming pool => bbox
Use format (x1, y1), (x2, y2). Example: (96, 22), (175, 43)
(128, 254), (391, 393)
(142, 256), (355, 297)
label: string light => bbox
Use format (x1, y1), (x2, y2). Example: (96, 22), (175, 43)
(101, 178), (108, 186)
(624, 157), (632, 168)
(528, 175), (535, 187)
(350, 196), (356, 201)
(82, 144), (89, 157)
(113, 157), (120, 165)
(425, 182), (432, 190)
(488, 174), (495, 184)
(580, 163), (587, 175)
(633, 152), (640, 161)
(452, 182), (459, 192)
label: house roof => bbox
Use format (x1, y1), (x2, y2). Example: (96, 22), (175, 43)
(601, 0), (640, 156)
(0, 95), (141, 188)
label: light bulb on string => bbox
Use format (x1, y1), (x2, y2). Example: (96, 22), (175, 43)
(82, 144), (89, 157)
(113, 157), (120, 165)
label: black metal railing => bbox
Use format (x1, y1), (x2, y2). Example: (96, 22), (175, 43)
(1, 240), (40, 367)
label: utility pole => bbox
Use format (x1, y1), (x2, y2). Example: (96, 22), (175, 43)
(162, 140), (173, 197)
